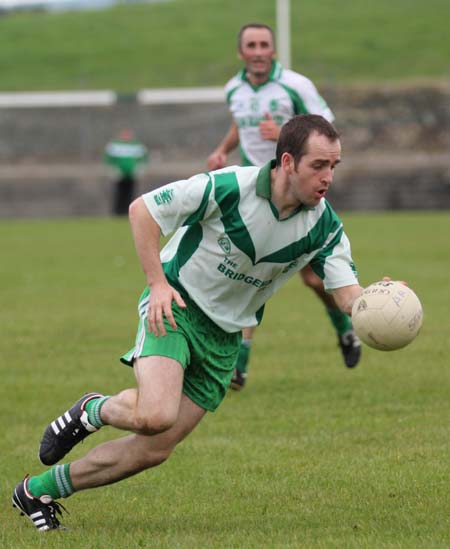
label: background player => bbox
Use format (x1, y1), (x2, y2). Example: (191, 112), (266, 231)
(104, 129), (148, 215)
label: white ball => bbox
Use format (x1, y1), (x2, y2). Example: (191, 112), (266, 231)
(351, 281), (423, 351)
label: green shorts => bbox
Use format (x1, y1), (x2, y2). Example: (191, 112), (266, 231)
(121, 287), (241, 412)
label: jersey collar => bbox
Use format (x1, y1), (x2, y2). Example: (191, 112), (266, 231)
(256, 160), (274, 199)
(256, 160), (316, 218)
(239, 60), (283, 90)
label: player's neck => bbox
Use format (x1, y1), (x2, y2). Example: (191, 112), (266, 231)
(270, 168), (301, 220)
(245, 71), (270, 87)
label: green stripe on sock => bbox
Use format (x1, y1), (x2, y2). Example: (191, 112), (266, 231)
(28, 463), (74, 500)
(85, 396), (110, 428)
(52, 464), (74, 498)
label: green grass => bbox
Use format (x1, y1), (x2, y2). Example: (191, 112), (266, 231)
(1, 0), (449, 91)
(1, 213), (449, 547)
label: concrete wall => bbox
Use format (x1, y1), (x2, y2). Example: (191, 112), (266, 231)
(1, 81), (449, 217)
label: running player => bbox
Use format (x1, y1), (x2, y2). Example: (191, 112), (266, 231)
(13, 115), (365, 531)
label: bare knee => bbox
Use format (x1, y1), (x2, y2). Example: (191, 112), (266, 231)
(133, 409), (177, 436)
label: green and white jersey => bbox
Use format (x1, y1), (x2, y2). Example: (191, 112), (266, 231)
(143, 162), (357, 333)
(104, 139), (148, 176)
(226, 61), (334, 167)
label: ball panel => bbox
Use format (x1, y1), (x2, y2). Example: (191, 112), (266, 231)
(351, 281), (423, 351)
(352, 306), (392, 350)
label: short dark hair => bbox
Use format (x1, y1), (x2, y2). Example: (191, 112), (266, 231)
(275, 115), (340, 167)
(238, 23), (275, 51)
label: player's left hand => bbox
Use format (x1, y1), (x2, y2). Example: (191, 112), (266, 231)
(259, 113), (281, 141)
(382, 276), (408, 286)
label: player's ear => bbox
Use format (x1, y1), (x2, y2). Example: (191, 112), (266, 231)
(281, 152), (295, 173)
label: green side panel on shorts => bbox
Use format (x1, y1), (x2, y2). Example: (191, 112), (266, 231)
(120, 321), (190, 368)
(121, 348), (135, 365)
(257, 203), (342, 265)
(214, 172), (256, 263)
(121, 292), (240, 413)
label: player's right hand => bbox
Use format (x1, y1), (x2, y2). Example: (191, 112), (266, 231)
(207, 151), (227, 170)
(147, 282), (186, 337)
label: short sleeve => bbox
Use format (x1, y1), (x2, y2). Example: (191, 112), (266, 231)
(143, 173), (213, 236)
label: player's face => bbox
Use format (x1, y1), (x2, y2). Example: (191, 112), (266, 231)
(238, 27), (275, 81)
(287, 133), (341, 207)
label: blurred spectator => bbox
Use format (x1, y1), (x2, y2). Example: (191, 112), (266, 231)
(104, 129), (148, 215)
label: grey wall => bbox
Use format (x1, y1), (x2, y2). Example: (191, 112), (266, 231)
(1, 81), (449, 218)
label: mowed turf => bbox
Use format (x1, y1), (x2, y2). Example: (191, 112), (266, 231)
(0, 0), (449, 91)
(0, 213), (449, 548)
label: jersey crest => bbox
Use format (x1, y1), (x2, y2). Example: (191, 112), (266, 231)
(218, 236), (231, 255)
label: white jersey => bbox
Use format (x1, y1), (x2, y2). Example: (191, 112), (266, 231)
(143, 162), (358, 333)
(225, 61), (334, 166)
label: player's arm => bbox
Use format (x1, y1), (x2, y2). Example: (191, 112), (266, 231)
(300, 78), (335, 122)
(285, 72), (335, 122)
(207, 121), (240, 170)
(129, 197), (186, 336)
(332, 276), (402, 315)
(331, 284), (364, 316)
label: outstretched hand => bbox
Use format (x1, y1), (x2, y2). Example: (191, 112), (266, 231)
(382, 276), (408, 286)
(147, 282), (186, 337)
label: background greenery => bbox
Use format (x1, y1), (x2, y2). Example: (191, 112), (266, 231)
(1, 213), (449, 547)
(1, 0), (449, 91)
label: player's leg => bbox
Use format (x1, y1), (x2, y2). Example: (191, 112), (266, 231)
(13, 355), (203, 530)
(231, 326), (253, 390)
(14, 293), (239, 530)
(113, 174), (134, 215)
(41, 353), (188, 471)
(69, 391), (205, 490)
(299, 265), (361, 368)
(14, 390), (205, 531)
(38, 353), (185, 466)
(39, 285), (193, 466)
(101, 354), (185, 434)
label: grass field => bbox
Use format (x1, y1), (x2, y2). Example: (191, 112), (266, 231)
(0, 212), (449, 547)
(1, 0), (449, 91)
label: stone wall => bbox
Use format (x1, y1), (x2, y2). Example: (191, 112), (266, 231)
(0, 81), (449, 217)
